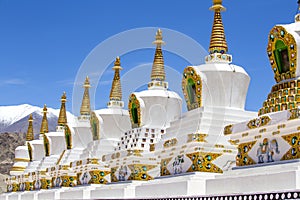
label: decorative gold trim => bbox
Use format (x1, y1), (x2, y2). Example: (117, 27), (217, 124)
(10, 166), (26, 171)
(223, 149), (232, 153)
(133, 150), (143, 156)
(56, 150), (66, 165)
(254, 135), (262, 139)
(87, 158), (99, 164)
(116, 150), (120, 158)
(150, 144), (155, 151)
(27, 142), (33, 161)
(236, 141), (257, 166)
(182, 66), (202, 111)
(277, 124), (286, 129)
(127, 150), (134, 156)
(128, 164), (156, 181)
(186, 152), (223, 173)
(289, 108), (300, 120)
(272, 131), (280, 135)
(242, 133), (249, 137)
(90, 111), (100, 140)
(163, 138), (178, 148)
(64, 125), (72, 149)
(44, 134), (50, 156)
(259, 81), (300, 116)
(14, 158), (30, 162)
(224, 124), (233, 135)
(160, 157), (172, 176)
(61, 175), (77, 187)
(111, 167), (118, 182)
(228, 139), (239, 145)
(11, 183), (19, 192)
(60, 165), (69, 170)
(267, 26), (297, 83)
(10, 166), (26, 170)
(259, 128), (267, 133)
(41, 178), (51, 189)
(25, 182), (33, 191)
(187, 133), (207, 143)
(214, 144), (225, 148)
(128, 94), (141, 127)
(89, 170), (110, 184)
(247, 116), (271, 129)
(281, 132), (300, 160)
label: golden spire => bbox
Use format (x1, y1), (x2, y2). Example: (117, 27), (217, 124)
(26, 114), (34, 141)
(209, 0), (228, 54)
(151, 29), (166, 81)
(58, 92), (67, 126)
(109, 57), (123, 101)
(40, 104), (49, 134)
(80, 76), (91, 115)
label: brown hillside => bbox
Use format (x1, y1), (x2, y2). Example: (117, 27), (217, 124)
(0, 132), (26, 193)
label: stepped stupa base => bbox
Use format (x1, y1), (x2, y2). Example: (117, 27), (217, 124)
(2, 162), (300, 200)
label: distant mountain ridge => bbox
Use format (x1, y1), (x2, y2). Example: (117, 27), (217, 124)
(0, 104), (76, 137)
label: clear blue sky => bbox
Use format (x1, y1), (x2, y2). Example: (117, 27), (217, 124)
(0, 0), (297, 114)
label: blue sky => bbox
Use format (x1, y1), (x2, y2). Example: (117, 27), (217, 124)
(0, 0), (297, 115)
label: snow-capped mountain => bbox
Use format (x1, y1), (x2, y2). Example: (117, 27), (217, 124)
(0, 104), (76, 137)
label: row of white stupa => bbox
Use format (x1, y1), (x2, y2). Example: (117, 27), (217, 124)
(3, 0), (300, 199)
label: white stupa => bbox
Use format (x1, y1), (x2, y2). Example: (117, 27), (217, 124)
(4, 1), (300, 200)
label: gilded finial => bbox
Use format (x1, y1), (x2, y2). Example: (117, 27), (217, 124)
(151, 29), (166, 81)
(43, 104), (47, 112)
(83, 76), (91, 88)
(210, 0), (226, 11)
(40, 104), (49, 134)
(61, 92), (67, 102)
(28, 114), (33, 122)
(80, 76), (91, 115)
(153, 29), (165, 46)
(58, 92), (67, 126)
(109, 57), (123, 101)
(113, 57), (122, 70)
(26, 114), (34, 141)
(208, 0), (228, 54)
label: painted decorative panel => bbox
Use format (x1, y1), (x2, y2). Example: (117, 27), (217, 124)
(89, 170), (110, 184)
(128, 164), (156, 181)
(61, 175), (77, 187)
(90, 111), (100, 140)
(111, 164), (156, 182)
(24, 182), (33, 191)
(236, 136), (291, 166)
(41, 178), (51, 189)
(281, 132), (300, 160)
(186, 152), (223, 173)
(128, 94), (142, 127)
(182, 66), (202, 111)
(267, 26), (297, 83)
